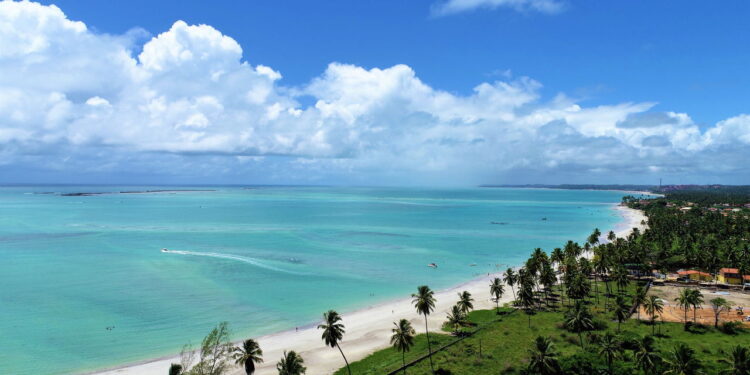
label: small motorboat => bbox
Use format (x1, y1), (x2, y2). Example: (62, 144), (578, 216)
(428, 263), (438, 268)
(161, 248), (169, 252)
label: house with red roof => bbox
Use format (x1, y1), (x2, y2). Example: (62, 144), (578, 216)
(717, 268), (750, 285)
(677, 269), (712, 282)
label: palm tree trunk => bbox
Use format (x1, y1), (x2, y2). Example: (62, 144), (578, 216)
(693, 305), (697, 323)
(337, 343), (351, 375)
(594, 275), (600, 304)
(684, 307), (688, 328)
(423, 314), (435, 373)
(578, 331), (584, 348)
(402, 351), (407, 375)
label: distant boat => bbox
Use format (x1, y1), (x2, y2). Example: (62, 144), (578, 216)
(428, 263), (438, 268)
(161, 248), (169, 252)
(541, 217), (548, 221)
(469, 263), (477, 267)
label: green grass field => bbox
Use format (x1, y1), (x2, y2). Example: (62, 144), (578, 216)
(334, 281), (749, 374)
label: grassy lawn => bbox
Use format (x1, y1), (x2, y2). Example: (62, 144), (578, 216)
(335, 281), (749, 374)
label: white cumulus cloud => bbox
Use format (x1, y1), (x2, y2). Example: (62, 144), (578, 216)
(1, 0), (749, 185)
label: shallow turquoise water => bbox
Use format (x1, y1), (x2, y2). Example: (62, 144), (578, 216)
(0, 186), (631, 375)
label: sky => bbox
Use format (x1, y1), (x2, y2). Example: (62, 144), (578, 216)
(1, 0), (749, 186)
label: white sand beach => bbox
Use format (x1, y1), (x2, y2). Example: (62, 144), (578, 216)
(92, 205), (648, 375)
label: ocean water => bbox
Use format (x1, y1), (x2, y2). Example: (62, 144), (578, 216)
(0, 186), (630, 375)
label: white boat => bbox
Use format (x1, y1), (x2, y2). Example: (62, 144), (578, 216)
(428, 263), (438, 268)
(161, 248), (169, 252)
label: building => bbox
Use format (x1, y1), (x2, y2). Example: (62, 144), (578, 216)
(677, 269), (712, 282)
(717, 268), (750, 285)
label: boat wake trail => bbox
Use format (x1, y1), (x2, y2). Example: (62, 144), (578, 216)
(163, 249), (307, 275)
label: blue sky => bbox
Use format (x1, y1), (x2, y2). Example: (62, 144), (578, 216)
(2, 0), (750, 185)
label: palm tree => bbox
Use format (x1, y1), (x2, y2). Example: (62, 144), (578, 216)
(710, 297), (732, 328)
(233, 339), (263, 375)
(598, 332), (622, 375)
(675, 289), (692, 328)
(613, 295), (630, 332)
(527, 336), (561, 375)
(633, 285), (647, 320)
(587, 228), (601, 248)
(613, 266), (629, 295)
(688, 288), (704, 324)
(643, 295), (664, 335)
(594, 253), (610, 309)
(412, 285), (436, 373)
(540, 262), (557, 308)
(518, 278), (536, 328)
(168, 363), (183, 375)
(664, 343), (702, 375)
(564, 301), (594, 348)
(276, 351), (306, 375)
(457, 290), (474, 315)
(489, 277), (504, 313)
(446, 304), (467, 335)
(390, 319), (415, 374)
(721, 345), (750, 375)
(504, 268), (517, 301)
(634, 335), (661, 375)
(317, 310), (351, 375)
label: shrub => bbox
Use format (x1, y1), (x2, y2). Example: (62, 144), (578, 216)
(721, 321), (744, 334)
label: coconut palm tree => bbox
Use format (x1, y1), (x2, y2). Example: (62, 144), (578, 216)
(412, 285), (436, 373)
(317, 310), (351, 375)
(504, 268), (517, 301)
(664, 343), (702, 375)
(564, 301), (594, 348)
(446, 304), (467, 335)
(688, 288), (704, 324)
(598, 332), (622, 375)
(233, 339), (263, 375)
(540, 262), (557, 307)
(489, 277), (504, 313)
(634, 335), (661, 375)
(593, 253), (610, 309)
(721, 345), (750, 375)
(588, 228), (601, 248)
(168, 363), (183, 375)
(675, 289), (692, 328)
(643, 295), (664, 335)
(526, 336), (561, 375)
(710, 297), (732, 328)
(456, 290), (474, 315)
(518, 277), (536, 328)
(633, 285), (647, 320)
(276, 351), (305, 375)
(390, 319), (415, 375)
(613, 266), (629, 295)
(613, 295), (630, 332)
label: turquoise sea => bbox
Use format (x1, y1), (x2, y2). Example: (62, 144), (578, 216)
(0, 186), (633, 375)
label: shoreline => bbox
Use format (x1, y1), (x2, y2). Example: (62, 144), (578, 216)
(91, 205), (648, 375)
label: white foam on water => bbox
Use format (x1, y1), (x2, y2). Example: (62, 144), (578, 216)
(163, 249), (307, 275)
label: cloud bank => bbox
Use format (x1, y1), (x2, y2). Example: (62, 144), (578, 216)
(1, 0), (749, 185)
